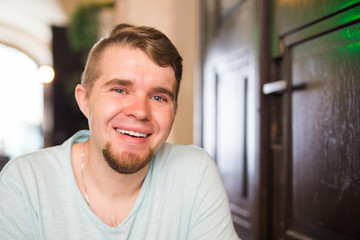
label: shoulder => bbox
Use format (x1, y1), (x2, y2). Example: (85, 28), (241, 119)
(0, 130), (88, 182)
(0, 144), (65, 182)
(155, 143), (213, 166)
(147, 143), (220, 203)
(152, 143), (217, 181)
(167, 143), (208, 159)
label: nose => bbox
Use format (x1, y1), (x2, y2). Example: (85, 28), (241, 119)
(123, 97), (151, 121)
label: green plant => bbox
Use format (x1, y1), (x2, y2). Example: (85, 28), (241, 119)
(67, 1), (114, 53)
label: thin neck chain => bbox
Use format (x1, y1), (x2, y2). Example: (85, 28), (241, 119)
(81, 141), (90, 207)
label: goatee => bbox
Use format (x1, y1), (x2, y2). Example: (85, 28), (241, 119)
(102, 142), (154, 174)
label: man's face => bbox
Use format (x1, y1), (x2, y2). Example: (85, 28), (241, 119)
(77, 45), (177, 174)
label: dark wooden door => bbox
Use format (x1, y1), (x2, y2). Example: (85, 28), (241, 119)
(266, 1), (360, 239)
(201, 0), (261, 239)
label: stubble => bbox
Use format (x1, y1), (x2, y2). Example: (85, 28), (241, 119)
(102, 142), (154, 174)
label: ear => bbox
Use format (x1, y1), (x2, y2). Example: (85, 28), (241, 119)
(75, 84), (89, 119)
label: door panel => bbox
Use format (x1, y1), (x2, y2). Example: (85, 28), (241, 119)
(214, 51), (251, 236)
(202, 0), (360, 239)
(285, 22), (360, 239)
(273, 0), (360, 36)
(201, 0), (259, 239)
(267, 2), (360, 237)
(217, 64), (248, 203)
(269, 2), (360, 240)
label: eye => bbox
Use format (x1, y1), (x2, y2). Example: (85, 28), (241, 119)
(113, 88), (127, 94)
(151, 96), (167, 102)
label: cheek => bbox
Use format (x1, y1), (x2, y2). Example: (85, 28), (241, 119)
(91, 98), (122, 119)
(157, 110), (176, 132)
(87, 105), (107, 129)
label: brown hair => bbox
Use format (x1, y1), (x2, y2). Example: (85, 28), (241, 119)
(81, 23), (183, 101)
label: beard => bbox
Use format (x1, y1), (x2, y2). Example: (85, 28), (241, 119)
(102, 142), (154, 174)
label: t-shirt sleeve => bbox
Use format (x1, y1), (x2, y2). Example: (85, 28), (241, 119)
(0, 164), (35, 240)
(187, 151), (240, 240)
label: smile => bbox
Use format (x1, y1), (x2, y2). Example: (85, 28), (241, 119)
(115, 128), (149, 138)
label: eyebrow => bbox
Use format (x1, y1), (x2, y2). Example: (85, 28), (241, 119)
(152, 87), (175, 101)
(104, 78), (133, 87)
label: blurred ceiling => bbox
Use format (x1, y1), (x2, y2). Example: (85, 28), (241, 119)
(0, 0), (104, 66)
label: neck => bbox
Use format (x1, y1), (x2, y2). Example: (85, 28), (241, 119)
(72, 140), (150, 227)
(83, 140), (150, 202)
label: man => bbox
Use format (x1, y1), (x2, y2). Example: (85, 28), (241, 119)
(0, 23), (239, 239)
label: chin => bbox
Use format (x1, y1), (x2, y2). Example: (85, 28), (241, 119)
(102, 141), (154, 174)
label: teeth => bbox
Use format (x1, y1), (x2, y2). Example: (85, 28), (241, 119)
(116, 129), (147, 138)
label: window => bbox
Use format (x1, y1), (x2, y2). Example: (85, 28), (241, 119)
(0, 43), (44, 159)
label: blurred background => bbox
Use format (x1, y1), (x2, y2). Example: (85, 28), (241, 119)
(0, 0), (199, 159)
(0, 0), (359, 239)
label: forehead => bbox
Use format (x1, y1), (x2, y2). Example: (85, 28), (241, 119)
(95, 45), (176, 87)
(101, 45), (168, 71)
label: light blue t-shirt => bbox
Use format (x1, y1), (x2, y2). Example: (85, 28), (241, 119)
(0, 130), (239, 240)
